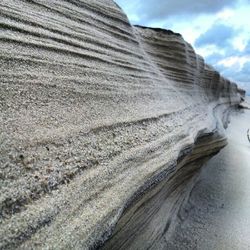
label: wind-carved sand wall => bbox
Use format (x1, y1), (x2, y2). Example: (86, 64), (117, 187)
(0, 0), (244, 249)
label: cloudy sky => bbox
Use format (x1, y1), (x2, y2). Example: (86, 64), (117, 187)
(115, 0), (250, 95)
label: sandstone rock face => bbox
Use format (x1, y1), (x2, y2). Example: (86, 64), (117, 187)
(0, 0), (243, 249)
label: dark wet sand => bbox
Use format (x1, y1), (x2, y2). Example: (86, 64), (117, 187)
(165, 104), (250, 250)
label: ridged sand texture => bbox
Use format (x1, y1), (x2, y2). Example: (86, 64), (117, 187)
(0, 0), (244, 249)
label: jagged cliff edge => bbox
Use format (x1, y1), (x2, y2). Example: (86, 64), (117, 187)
(0, 0), (245, 249)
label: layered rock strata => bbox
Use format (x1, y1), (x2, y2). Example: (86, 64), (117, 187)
(0, 0), (243, 249)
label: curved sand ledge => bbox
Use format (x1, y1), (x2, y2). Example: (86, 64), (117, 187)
(0, 0), (244, 249)
(101, 132), (227, 250)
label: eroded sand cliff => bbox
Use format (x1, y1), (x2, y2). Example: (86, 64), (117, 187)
(0, 0), (244, 249)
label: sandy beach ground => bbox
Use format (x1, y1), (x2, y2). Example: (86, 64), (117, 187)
(165, 98), (250, 250)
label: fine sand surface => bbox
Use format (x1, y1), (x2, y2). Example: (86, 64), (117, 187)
(164, 100), (250, 250)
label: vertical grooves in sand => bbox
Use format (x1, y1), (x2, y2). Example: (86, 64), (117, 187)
(0, 0), (244, 249)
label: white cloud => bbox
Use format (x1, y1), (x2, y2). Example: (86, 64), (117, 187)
(216, 8), (235, 19)
(196, 45), (225, 57)
(217, 56), (250, 69)
(232, 36), (248, 51)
